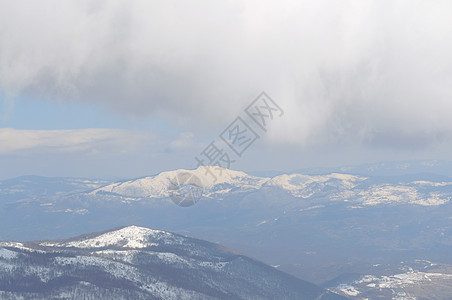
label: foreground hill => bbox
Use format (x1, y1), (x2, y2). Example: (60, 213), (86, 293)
(0, 226), (346, 300)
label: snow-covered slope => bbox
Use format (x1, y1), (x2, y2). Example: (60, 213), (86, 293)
(90, 166), (269, 199)
(0, 226), (346, 300)
(267, 173), (367, 198)
(40, 226), (179, 249)
(328, 260), (452, 300)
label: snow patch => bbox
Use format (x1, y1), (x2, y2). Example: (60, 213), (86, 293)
(41, 226), (167, 249)
(336, 284), (360, 296)
(0, 248), (18, 259)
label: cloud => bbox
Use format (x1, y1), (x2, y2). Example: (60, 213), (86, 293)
(0, 128), (205, 179)
(0, 128), (155, 156)
(1, 0), (452, 150)
(167, 132), (197, 151)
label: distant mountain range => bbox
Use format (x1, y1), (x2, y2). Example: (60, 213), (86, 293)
(0, 226), (346, 299)
(87, 166), (452, 206)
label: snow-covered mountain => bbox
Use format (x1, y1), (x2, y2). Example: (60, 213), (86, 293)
(0, 226), (346, 300)
(267, 173), (367, 198)
(86, 167), (452, 207)
(89, 166), (269, 199)
(3, 167), (452, 208)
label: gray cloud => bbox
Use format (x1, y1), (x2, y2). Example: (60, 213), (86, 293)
(1, 0), (452, 150)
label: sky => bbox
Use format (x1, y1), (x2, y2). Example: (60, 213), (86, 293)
(1, 0), (452, 179)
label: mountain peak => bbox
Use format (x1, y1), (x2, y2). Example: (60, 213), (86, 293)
(90, 166), (268, 199)
(158, 165), (264, 185)
(40, 225), (171, 249)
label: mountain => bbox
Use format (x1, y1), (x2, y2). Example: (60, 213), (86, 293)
(1, 163), (452, 296)
(0, 175), (110, 201)
(87, 166), (452, 207)
(89, 166), (269, 200)
(287, 159), (452, 177)
(0, 226), (346, 300)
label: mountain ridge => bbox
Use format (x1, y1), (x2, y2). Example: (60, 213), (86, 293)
(0, 225), (347, 300)
(83, 166), (452, 207)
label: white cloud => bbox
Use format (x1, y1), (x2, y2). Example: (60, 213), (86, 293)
(168, 132), (196, 151)
(0, 128), (205, 179)
(0, 128), (155, 156)
(0, 0), (452, 150)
